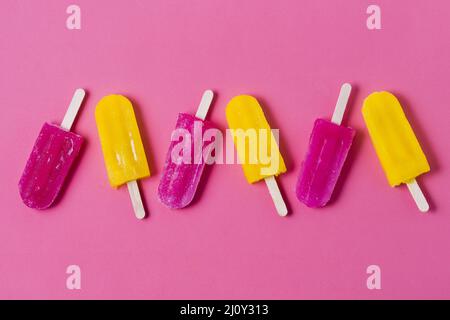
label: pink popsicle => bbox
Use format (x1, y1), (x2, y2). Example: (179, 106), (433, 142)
(158, 90), (216, 209)
(19, 89), (86, 210)
(296, 84), (355, 208)
(296, 119), (355, 207)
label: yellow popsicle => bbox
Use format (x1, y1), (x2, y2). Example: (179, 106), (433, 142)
(362, 91), (430, 187)
(226, 95), (286, 183)
(95, 95), (150, 188)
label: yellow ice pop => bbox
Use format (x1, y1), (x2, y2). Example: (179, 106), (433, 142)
(362, 91), (430, 212)
(95, 95), (150, 219)
(226, 95), (287, 216)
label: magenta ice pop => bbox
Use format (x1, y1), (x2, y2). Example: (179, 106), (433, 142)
(296, 83), (355, 207)
(158, 90), (215, 209)
(19, 89), (86, 209)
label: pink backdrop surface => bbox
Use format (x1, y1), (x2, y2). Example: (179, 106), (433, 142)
(0, 0), (449, 299)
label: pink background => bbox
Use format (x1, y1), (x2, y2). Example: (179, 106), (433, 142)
(0, 0), (449, 299)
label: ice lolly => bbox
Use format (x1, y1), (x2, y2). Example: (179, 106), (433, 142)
(95, 95), (150, 219)
(362, 91), (430, 212)
(158, 90), (215, 209)
(19, 89), (86, 209)
(296, 83), (356, 207)
(226, 95), (287, 216)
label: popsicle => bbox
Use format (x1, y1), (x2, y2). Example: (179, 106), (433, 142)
(95, 95), (150, 219)
(362, 91), (430, 212)
(158, 90), (215, 209)
(226, 95), (287, 216)
(19, 89), (86, 209)
(296, 83), (356, 207)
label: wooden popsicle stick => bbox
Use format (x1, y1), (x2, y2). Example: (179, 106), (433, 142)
(331, 83), (352, 125)
(264, 176), (288, 217)
(195, 89), (214, 121)
(406, 179), (430, 213)
(127, 180), (146, 220)
(61, 88), (86, 131)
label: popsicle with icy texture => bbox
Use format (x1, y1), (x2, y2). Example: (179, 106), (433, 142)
(226, 95), (287, 216)
(158, 90), (215, 209)
(19, 89), (86, 209)
(362, 91), (430, 212)
(95, 95), (150, 219)
(296, 83), (356, 207)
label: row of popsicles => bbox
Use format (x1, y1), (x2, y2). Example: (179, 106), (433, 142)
(18, 84), (431, 218)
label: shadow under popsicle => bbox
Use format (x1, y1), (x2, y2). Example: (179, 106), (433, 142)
(188, 156), (215, 209)
(50, 90), (90, 211)
(326, 84), (363, 207)
(257, 95), (296, 174)
(245, 94), (293, 216)
(122, 96), (156, 219)
(327, 125), (365, 208)
(128, 97), (158, 176)
(390, 91), (437, 211)
(165, 91), (220, 210)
